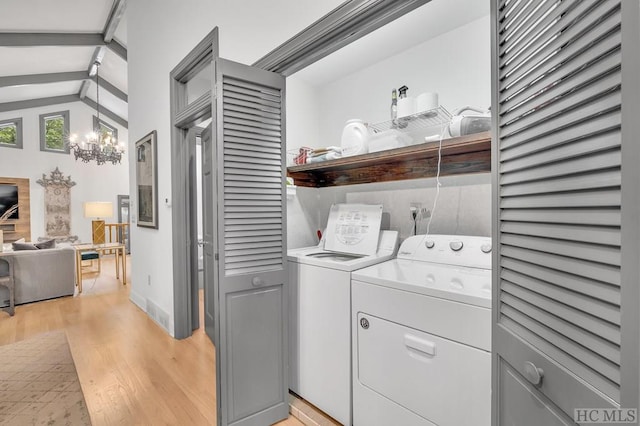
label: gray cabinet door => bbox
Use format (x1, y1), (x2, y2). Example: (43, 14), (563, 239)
(491, 0), (639, 422)
(211, 57), (288, 426)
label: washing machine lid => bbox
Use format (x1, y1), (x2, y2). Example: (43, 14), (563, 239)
(352, 258), (491, 308)
(288, 230), (399, 272)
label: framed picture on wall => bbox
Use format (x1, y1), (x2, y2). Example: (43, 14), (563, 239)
(135, 130), (158, 229)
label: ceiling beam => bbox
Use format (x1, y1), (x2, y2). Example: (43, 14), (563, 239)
(90, 75), (128, 102)
(107, 39), (127, 61)
(0, 94), (127, 128)
(103, 0), (128, 43)
(0, 71), (127, 102)
(0, 32), (104, 47)
(0, 33), (127, 61)
(0, 71), (86, 88)
(0, 95), (79, 113)
(79, 81), (91, 100)
(81, 98), (128, 129)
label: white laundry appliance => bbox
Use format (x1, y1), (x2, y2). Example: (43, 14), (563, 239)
(351, 234), (492, 426)
(288, 204), (399, 426)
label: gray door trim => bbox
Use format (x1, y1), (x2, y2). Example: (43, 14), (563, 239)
(490, 0), (500, 422)
(171, 28), (218, 339)
(252, 0), (430, 76)
(620, 0), (640, 412)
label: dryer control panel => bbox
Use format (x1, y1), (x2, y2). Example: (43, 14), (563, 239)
(397, 234), (491, 270)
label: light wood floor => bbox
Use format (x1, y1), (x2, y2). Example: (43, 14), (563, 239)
(0, 256), (303, 426)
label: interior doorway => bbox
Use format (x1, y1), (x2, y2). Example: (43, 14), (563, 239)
(170, 29), (217, 339)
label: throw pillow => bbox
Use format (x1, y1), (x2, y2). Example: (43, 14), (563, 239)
(12, 242), (38, 251)
(35, 239), (56, 249)
(15, 238), (25, 244)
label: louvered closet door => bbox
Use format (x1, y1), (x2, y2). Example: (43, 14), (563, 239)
(492, 0), (628, 421)
(212, 58), (288, 426)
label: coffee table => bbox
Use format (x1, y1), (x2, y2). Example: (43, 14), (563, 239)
(73, 242), (127, 293)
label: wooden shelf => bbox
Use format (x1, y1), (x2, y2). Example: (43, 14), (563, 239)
(287, 131), (491, 188)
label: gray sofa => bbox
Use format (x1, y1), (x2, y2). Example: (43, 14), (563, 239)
(0, 246), (76, 306)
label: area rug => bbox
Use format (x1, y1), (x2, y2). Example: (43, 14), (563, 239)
(0, 331), (91, 425)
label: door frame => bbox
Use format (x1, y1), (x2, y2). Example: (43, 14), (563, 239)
(170, 0), (434, 338)
(170, 29), (218, 339)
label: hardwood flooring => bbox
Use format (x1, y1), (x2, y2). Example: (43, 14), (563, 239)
(0, 256), (303, 426)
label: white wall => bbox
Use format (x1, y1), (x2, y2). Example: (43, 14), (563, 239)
(287, 174), (491, 250)
(286, 15), (491, 150)
(127, 0), (345, 335)
(286, 77), (322, 159)
(0, 101), (129, 243)
(285, 15), (491, 249)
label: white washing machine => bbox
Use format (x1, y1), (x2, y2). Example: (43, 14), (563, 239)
(288, 204), (399, 426)
(351, 234), (492, 426)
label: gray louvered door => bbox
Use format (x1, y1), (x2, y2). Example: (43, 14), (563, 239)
(211, 58), (288, 426)
(492, 0), (639, 423)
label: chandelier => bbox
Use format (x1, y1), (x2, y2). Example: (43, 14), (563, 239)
(69, 61), (125, 165)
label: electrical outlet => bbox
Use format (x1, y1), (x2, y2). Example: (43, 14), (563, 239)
(147, 275), (151, 286)
(410, 202), (422, 220)
(409, 202), (423, 236)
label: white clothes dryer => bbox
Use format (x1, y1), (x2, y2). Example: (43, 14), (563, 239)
(288, 204), (398, 426)
(351, 234), (492, 426)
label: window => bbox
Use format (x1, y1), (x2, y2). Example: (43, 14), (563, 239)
(0, 118), (23, 149)
(39, 110), (70, 153)
(93, 115), (118, 142)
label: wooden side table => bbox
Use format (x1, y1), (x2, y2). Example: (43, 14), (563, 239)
(73, 243), (126, 293)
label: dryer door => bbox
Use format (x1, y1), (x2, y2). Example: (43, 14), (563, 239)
(355, 313), (491, 426)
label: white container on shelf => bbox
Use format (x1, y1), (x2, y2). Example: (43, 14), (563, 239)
(397, 97), (416, 119)
(416, 92), (438, 113)
(341, 119), (370, 157)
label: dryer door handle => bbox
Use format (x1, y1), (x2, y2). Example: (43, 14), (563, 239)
(404, 334), (436, 357)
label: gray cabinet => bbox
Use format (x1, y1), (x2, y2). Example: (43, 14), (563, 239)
(498, 360), (573, 426)
(491, 0), (639, 422)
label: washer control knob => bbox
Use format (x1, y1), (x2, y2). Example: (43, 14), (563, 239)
(425, 240), (435, 249)
(481, 243), (492, 253)
(449, 241), (464, 251)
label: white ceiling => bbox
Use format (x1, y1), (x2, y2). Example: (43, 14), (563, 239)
(0, 0), (114, 33)
(0, 0), (486, 127)
(99, 49), (128, 92)
(0, 0), (128, 126)
(0, 81), (82, 103)
(292, 0), (489, 86)
(114, 11), (128, 46)
(0, 46), (97, 76)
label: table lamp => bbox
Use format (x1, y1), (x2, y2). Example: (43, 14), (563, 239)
(84, 201), (113, 244)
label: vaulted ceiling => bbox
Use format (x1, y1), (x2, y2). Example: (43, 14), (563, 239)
(0, 0), (128, 128)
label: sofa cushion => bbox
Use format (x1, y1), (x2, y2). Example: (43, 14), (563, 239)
(12, 242), (38, 251)
(0, 247), (76, 305)
(35, 239), (56, 250)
